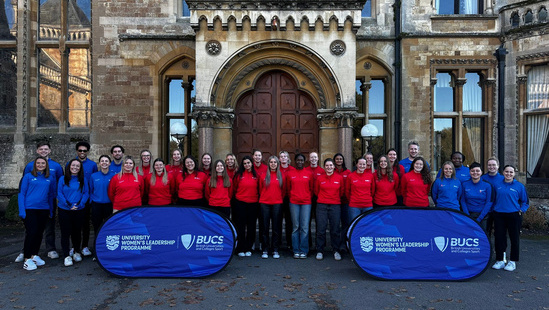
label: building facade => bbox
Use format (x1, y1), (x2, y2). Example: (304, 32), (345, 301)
(0, 0), (548, 197)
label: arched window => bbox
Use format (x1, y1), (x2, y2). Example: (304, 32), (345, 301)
(511, 12), (520, 27)
(539, 7), (548, 22)
(525, 10), (533, 24)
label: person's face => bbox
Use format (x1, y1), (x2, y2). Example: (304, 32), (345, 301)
(172, 151), (182, 162)
(269, 158), (278, 171)
(443, 164), (453, 178)
(295, 156), (305, 169)
(334, 155), (343, 167)
(141, 152), (151, 165)
(279, 152), (288, 164)
(365, 154), (374, 166)
(202, 155), (211, 167)
(387, 150), (397, 163)
(253, 151), (262, 164)
(215, 162), (225, 175)
(243, 159), (252, 172)
(123, 159), (134, 173)
(185, 158), (195, 172)
(36, 145), (51, 158)
(451, 153), (463, 168)
(112, 147), (123, 160)
(413, 160), (424, 173)
(470, 167), (482, 181)
(70, 161), (81, 175)
(225, 156), (235, 168)
(35, 158), (47, 172)
(77, 146), (88, 160)
(154, 161), (164, 175)
(408, 144), (419, 158)
(324, 161), (334, 174)
(487, 160), (499, 175)
(309, 152), (318, 166)
(503, 166), (515, 182)
(99, 157), (110, 170)
(379, 156), (388, 169)
(356, 159), (367, 173)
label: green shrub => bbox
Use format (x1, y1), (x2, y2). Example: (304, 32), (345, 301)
(4, 194), (19, 222)
(522, 207), (548, 231)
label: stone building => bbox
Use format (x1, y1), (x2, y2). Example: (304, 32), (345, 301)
(0, 0), (547, 198)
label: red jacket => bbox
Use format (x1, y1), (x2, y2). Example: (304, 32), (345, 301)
(108, 173), (144, 211)
(137, 165), (152, 178)
(259, 171), (285, 205)
(335, 168), (351, 204)
(393, 164), (405, 196)
(205, 176), (232, 207)
(286, 168), (314, 205)
(373, 171), (399, 206)
(233, 170), (259, 203)
(175, 171), (207, 200)
(144, 173), (175, 206)
(346, 171), (375, 208)
(401, 171), (431, 207)
(166, 164), (183, 175)
(254, 163), (268, 177)
(226, 167), (236, 179)
(315, 173), (344, 204)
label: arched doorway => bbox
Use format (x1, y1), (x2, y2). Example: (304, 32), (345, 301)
(233, 70), (318, 161)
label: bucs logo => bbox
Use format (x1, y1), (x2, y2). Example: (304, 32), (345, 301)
(181, 234), (196, 250)
(106, 235), (120, 251)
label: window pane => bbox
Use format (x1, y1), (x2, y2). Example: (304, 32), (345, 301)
(38, 48), (62, 127)
(462, 118), (483, 166)
(68, 48), (91, 128)
(368, 119), (385, 158)
(527, 115), (549, 177)
(433, 118), (454, 172)
(68, 0), (91, 41)
(40, 0), (61, 40)
(539, 8), (548, 22)
(463, 73), (482, 112)
(434, 73), (454, 112)
(370, 80), (385, 114)
(527, 65), (549, 110)
(1, 0), (16, 39)
(437, 0), (454, 14)
(459, 0), (478, 14)
(361, 0), (371, 17)
(182, 0), (190, 17)
(169, 79), (185, 113)
(0, 48), (16, 127)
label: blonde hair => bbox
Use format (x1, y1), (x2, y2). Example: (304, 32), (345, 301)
(118, 156), (138, 181)
(150, 158), (168, 186)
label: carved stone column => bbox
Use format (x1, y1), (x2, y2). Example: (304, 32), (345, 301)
(192, 105), (216, 157)
(317, 109), (339, 161)
(335, 108), (359, 166)
(192, 106), (235, 158)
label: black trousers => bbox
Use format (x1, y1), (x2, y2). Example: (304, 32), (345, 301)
(91, 201), (113, 249)
(58, 208), (86, 257)
(233, 199), (258, 253)
(81, 202), (91, 248)
(493, 211), (522, 262)
(23, 209), (49, 258)
(260, 203), (282, 253)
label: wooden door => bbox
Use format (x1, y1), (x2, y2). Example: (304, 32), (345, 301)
(233, 71), (318, 162)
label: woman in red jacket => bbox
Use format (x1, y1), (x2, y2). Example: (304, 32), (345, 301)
(286, 154), (313, 259)
(136, 149), (153, 178)
(400, 156), (432, 207)
(225, 153), (238, 179)
(387, 148), (406, 205)
(175, 155), (207, 207)
(259, 156), (285, 259)
(144, 158), (175, 206)
(346, 158), (376, 223)
(334, 152), (351, 253)
(232, 156), (259, 257)
(165, 149), (182, 174)
(200, 153), (212, 177)
(314, 158), (344, 261)
(373, 155), (399, 207)
(205, 160), (232, 217)
(108, 156), (145, 212)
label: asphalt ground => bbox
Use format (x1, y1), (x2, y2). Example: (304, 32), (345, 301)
(0, 224), (548, 310)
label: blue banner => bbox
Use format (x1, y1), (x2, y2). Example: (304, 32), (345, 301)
(95, 206), (236, 278)
(348, 207), (491, 280)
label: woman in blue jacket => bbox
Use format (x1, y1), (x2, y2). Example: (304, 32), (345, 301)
(18, 156), (56, 270)
(58, 159), (89, 267)
(431, 161), (462, 210)
(90, 155), (116, 252)
(460, 162), (492, 233)
(491, 165), (529, 272)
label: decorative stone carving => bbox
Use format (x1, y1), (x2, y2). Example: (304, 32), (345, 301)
(364, 61), (372, 70)
(206, 40), (221, 56)
(330, 40), (346, 56)
(192, 107), (235, 127)
(333, 108), (359, 128)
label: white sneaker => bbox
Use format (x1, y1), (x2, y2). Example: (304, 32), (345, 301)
(492, 261), (505, 270)
(273, 252), (280, 259)
(237, 252), (246, 257)
(245, 251), (252, 257)
(316, 252), (324, 260)
(504, 261), (516, 272)
(64, 256), (73, 266)
(73, 253), (82, 262)
(503, 252), (507, 264)
(32, 255), (46, 266)
(15, 253), (24, 263)
(23, 259), (37, 271)
(82, 247), (92, 256)
(299, 253), (307, 259)
(293, 253), (300, 259)
(261, 252), (268, 259)
(47, 251), (59, 259)
(334, 252), (342, 261)
(69, 248), (74, 256)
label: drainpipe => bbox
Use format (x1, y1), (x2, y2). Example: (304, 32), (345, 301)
(494, 44), (507, 168)
(394, 1), (402, 156)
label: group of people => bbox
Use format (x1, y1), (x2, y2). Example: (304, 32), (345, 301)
(17, 140), (529, 274)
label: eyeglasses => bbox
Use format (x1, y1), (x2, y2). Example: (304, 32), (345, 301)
(78, 149), (88, 153)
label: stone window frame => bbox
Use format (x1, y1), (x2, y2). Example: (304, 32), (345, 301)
(429, 59), (496, 170)
(163, 75), (196, 158)
(0, 0), (18, 131)
(434, 0), (485, 15)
